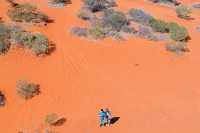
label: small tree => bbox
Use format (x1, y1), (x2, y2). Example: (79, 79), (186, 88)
(16, 80), (40, 100)
(176, 5), (192, 19)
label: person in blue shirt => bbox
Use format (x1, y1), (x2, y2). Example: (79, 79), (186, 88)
(99, 109), (107, 127)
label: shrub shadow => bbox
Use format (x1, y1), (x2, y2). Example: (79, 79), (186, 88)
(52, 118), (67, 126)
(110, 117), (120, 125)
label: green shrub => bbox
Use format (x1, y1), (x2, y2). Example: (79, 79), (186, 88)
(167, 22), (189, 41)
(176, 5), (192, 19)
(103, 9), (128, 31)
(16, 80), (40, 100)
(8, 3), (49, 23)
(149, 18), (169, 33)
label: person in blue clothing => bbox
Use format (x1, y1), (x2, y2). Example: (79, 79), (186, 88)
(99, 109), (107, 127)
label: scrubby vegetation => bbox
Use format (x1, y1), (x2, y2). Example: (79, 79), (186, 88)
(149, 18), (168, 33)
(128, 8), (153, 25)
(102, 9), (128, 31)
(6, 0), (19, 7)
(176, 5), (192, 19)
(49, 0), (71, 7)
(0, 23), (11, 55)
(167, 22), (189, 41)
(16, 80), (40, 100)
(0, 91), (5, 106)
(8, 3), (50, 23)
(83, 0), (117, 12)
(0, 21), (52, 56)
(166, 41), (189, 52)
(11, 31), (50, 55)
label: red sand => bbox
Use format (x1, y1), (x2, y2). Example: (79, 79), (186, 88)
(0, 0), (200, 133)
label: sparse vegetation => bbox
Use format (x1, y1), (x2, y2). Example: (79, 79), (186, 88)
(71, 27), (88, 37)
(77, 8), (93, 20)
(128, 8), (153, 25)
(0, 23), (10, 54)
(88, 24), (106, 39)
(166, 41), (189, 53)
(0, 91), (5, 106)
(11, 31), (50, 55)
(103, 9), (128, 31)
(16, 80), (40, 100)
(8, 3), (49, 23)
(167, 22), (189, 41)
(149, 18), (169, 33)
(176, 5), (192, 19)
(84, 0), (116, 12)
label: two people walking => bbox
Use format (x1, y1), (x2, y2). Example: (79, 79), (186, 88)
(99, 108), (112, 127)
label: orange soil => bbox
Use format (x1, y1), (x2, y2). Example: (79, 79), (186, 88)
(0, 0), (200, 133)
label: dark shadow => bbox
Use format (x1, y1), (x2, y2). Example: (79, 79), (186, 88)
(47, 42), (56, 56)
(52, 118), (66, 126)
(46, 19), (55, 24)
(110, 117), (120, 125)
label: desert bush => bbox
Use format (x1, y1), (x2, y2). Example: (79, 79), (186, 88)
(88, 24), (106, 39)
(50, 0), (70, 4)
(11, 31), (49, 55)
(176, 5), (192, 19)
(149, 18), (169, 33)
(136, 25), (158, 41)
(8, 3), (49, 23)
(16, 80), (40, 100)
(0, 91), (5, 106)
(128, 8), (153, 25)
(6, 0), (19, 7)
(84, 0), (116, 12)
(71, 27), (88, 37)
(166, 41), (189, 52)
(103, 9), (128, 31)
(0, 23), (11, 54)
(30, 33), (49, 55)
(77, 8), (93, 20)
(167, 22), (189, 41)
(121, 25), (137, 34)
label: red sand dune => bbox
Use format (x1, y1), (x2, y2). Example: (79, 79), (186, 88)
(0, 0), (200, 133)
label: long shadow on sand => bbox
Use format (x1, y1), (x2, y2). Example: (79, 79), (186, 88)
(110, 117), (120, 125)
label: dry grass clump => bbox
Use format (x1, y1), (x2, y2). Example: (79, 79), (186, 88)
(16, 80), (40, 100)
(176, 5), (192, 19)
(8, 3), (50, 23)
(45, 113), (66, 126)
